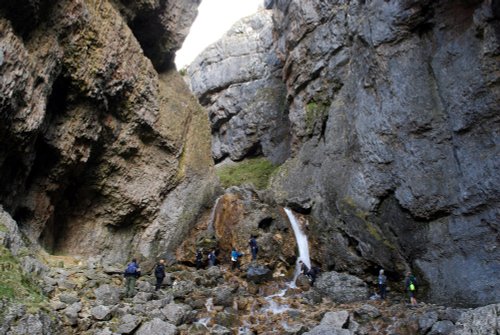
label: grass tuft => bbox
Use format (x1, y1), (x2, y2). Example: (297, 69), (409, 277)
(216, 158), (279, 190)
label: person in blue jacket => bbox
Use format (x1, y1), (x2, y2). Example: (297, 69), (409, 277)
(230, 247), (243, 270)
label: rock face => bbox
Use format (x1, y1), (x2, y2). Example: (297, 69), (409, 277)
(187, 10), (290, 164)
(266, 0), (500, 306)
(0, 0), (216, 263)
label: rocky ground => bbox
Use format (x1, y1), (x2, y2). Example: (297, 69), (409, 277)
(2, 253), (498, 335)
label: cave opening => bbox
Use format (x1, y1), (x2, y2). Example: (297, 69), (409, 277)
(258, 217), (274, 232)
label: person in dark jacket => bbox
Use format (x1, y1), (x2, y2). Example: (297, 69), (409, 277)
(195, 249), (203, 270)
(404, 271), (418, 305)
(208, 250), (217, 267)
(124, 258), (141, 298)
(378, 269), (387, 300)
(248, 236), (258, 261)
(154, 259), (166, 291)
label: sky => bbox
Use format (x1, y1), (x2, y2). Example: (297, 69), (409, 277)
(175, 0), (263, 69)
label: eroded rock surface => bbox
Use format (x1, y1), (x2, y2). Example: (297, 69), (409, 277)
(0, 0), (216, 264)
(188, 10), (290, 164)
(267, 0), (499, 306)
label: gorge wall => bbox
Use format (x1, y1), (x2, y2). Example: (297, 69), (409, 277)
(189, 0), (499, 307)
(0, 0), (216, 264)
(187, 11), (290, 164)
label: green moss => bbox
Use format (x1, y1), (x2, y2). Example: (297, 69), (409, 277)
(216, 158), (279, 190)
(305, 100), (330, 134)
(0, 246), (45, 305)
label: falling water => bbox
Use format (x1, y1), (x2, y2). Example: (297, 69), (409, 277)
(284, 207), (311, 286)
(207, 196), (222, 234)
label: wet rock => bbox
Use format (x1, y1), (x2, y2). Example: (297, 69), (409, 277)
(116, 314), (142, 334)
(429, 320), (455, 335)
(91, 305), (111, 321)
(95, 284), (121, 306)
(135, 318), (177, 335)
(161, 303), (192, 326)
(214, 308), (239, 328)
(314, 271), (369, 303)
(247, 265), (273, 284)
(210, 324), (232, 335)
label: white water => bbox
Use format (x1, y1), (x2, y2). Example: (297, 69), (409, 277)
(207, 196), (222, 233)
(284, 207), (311, 286)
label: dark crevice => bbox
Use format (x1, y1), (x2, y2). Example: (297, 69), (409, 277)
(258, 217), (274, 232)
(0, 0), (54, 39)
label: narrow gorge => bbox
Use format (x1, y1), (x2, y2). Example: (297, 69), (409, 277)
(0, 0), (499, 334)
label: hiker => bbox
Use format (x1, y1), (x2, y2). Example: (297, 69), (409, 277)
(208, 249), (217, 267)
(404, 271), (418, 305)
(230, 247), (243, 270)
(378, 269), (387, 300)
(299, 260), (309, 276)
(308, 265), (320, 287)
(195, 249), (203, 270)
(248, 235), (258, 261)
(123, 258), (141, 298)
(154, 259), (166, 291)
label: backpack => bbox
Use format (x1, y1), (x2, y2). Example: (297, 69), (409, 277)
(409, 276), (416, 291)
(155, 264), (165, 277)
(125, 262), (138, 274)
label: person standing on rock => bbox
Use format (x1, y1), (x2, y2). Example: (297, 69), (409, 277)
(249, 235), (258, 261)
(208, 249), (217, 267)
(404, 271), (418, 305)
(231, 247), (243, 270)
(154, 259), (166, 291)
(195, 249), (203, 270)
(123, 258), (141, 298)
(378, 269), (387, 300)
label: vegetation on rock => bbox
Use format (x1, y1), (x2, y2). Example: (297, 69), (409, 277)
(216, 158), (279, 189)
(0, 246), (44, 305)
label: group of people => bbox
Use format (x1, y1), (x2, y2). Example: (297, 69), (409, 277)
(377, 269), (419, 305)
(194, 235), (259, 271)
(124, 242), (419, 306)
(123, 258), (167, 298)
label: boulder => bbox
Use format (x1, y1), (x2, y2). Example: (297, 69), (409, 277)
(91, 305), (111, 321)
(429, 320), (455, 335)
(452, 304), (500, 335)
(354, 304), (381, 321)
(161, 303), (192, 326)
(314, 272), (369, 303)
(213, 286), (235, 308)
(419, 311), (439, 333)
(94, 285), (121, 306)
(320, 310), (349, 328)
(59, 293), (80, 305)
(116, 314), (142, 334)
(303, 326), (352, 335)
(247, 265), (273, 284)
(135, 318), (177, 335)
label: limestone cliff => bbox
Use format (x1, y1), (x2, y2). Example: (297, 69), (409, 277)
(0, 0), (216, 263)
(269, 0), (499, 307)
(188, 0), (499, 307)
(187, 11), (290, 164)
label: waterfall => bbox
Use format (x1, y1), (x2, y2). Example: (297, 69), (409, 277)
(207, 196), (222, 234)
(284, 207), (311, 286)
